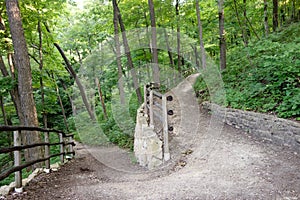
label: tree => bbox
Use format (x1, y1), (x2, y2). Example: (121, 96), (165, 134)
(218, 0), (226, 70)
(175, 0), (181, 72)
(6, 0), (42, 167)
(232, 0), (248, 47)
(0, 55), (24, 126)
(37, 20), (47, 127)
(196, 0), (206, 68)
(115, 0), (143, 104)
(112, 0), (126, 105)
(148, 0), (160, 83)
(53, 42), (96, 121)
(95, 77), (108, 120)
(264, 0), (269, 36)
(272, 0), (279, 31)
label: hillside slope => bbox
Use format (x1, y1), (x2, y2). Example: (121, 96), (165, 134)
(194, 22), (300, 120)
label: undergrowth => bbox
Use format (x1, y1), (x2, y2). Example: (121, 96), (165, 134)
(194, 22), (300, 120)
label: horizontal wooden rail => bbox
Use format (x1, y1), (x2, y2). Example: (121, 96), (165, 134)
(0, 126), (73, 137)
(146, 88), (162, 99)
(152, 90), (162, 98)
(153, 110), (163, 123)
(0, 126), (76, 192)
(0, 142), (64, 154)
(154, 102), (163, 110)
(0, 153), (63, 181)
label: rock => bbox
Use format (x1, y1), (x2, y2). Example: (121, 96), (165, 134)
(0, 185), (11, 196)
(295, 135), (300, 144)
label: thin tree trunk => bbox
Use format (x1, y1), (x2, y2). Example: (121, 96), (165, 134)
(244, 13), (260, 40)
(191, 45), (200, 70)
(95, 78), (108, 120)
(243, 0), (249, 44)
(176, 0), (181, 72)
(112, 0), (126, 105)
(43, 23), (95, 121)
(218, 0), (226, 70)
(7, 54), (15, 79)
(264, 0), (269, 36)
(232, 0), (247, 46)
(0, 96), (8, 125)
(59, 79), (76, 115)
(8, 54), (24, 125)
(115, 1), (143, 104)
(46, 71), (70, 131)
(55, 81), (69, 132)
(0, 40), (23, 126)
(273, 0), (279, 31)
(163, 29), (174, 68)
(148, 0), (160, 84)
(54, 43), (96, 121)
(137, 29), (151, 79)
(196, 0), (207, 68)
(291, 0), (295, 21)
(143, 11), (152, 80)
(38, 20), (47, 128)
(6, 0), (42, 168)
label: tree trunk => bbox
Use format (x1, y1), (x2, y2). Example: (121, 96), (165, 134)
(6, 0), (42, 168)
(95, 78), (108, 120)
(53, 43), (96, 121)
(264, 0), (269, 36)
(59, 79), (76, 115)
(55, 81), (69, 132)
(244, 0), (249, 42)
(43, 23), (95, 121)
(232, 0), (245, 46)
(143, 11), (152, 80)
(137, 28), (151, 79)
(218, 0), (226, 70)
(291, 0), (296, 21)
(196, 0), (207, 68)
(38, 20), (47, 128)
(244, 13), (260, 40)
(0, 96), (8, 125)
(0, 56), (21, 124)
(115, 0), (143, 104)
(163, 29), (174, 69)
(273, 0), (279, 31)
(112, 0), (126, 105)
(148, 0), (160, 84)
(191, 45), (200, 70)
(176, 0), (181, 72)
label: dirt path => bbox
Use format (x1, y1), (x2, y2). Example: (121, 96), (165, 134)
(4, 74), (300, 200)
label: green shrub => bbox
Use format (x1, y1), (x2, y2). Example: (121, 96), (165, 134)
(194, 22), (300, 120)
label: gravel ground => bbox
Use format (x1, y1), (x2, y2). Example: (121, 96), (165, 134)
(3, 74), (300, 199)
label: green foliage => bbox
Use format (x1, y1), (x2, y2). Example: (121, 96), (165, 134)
(0, 168), (32, 187)
(97, 93), (140, 151)
(194, 22), (300, 120)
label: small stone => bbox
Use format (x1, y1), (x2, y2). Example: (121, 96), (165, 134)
(295, 135), (300, 143)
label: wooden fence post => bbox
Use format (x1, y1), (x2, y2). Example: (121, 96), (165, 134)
(149, 90), (154, 127)
(162, 95), (170, 161)
(44, 131), (50, 172)
(69, 136), (73, 157)
(14, 130), (23, 192)
(144, 85), (148, 115)
(59, 133), (64, 163)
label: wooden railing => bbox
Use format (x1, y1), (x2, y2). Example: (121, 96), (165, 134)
(144, 83), (173, 161)
(0, 126), (75, 192)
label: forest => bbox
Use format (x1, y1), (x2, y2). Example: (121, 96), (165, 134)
(0, 0), (299, 185)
